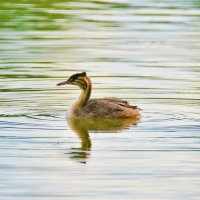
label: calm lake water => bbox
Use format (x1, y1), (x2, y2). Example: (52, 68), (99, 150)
(0, 0), (200, 199)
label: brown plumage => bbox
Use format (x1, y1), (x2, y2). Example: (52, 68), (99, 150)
(57, 72), (141, 118)
(76, 97), (140, 118)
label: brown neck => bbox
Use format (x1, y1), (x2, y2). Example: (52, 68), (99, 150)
(74, 76), (92, 109)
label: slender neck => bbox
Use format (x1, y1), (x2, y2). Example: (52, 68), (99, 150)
(74, 77), (92, 109)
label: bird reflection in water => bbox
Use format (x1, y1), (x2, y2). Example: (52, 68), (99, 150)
(67, 117), (140, 164)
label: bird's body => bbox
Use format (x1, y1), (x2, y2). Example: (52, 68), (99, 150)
(57, 72), (141, 118)
(71, 97), (140, 118)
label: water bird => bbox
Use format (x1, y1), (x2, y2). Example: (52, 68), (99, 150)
(57, 72), (141, 118)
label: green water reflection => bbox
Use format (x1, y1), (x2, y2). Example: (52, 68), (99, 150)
(0, 0), (130, 31)
(1, 0), (200, 32)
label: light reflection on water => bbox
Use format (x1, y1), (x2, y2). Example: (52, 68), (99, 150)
(0, 0), (200, 199)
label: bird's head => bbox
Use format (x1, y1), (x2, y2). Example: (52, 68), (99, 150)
(57, 72), (90, 89)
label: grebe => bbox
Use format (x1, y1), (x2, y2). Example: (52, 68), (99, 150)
(57, 72), (141, 118)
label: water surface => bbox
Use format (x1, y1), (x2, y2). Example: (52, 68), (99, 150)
(0, 0), (200, 199)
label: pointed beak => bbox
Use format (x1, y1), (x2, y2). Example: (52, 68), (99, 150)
(57, 80), (70, 86)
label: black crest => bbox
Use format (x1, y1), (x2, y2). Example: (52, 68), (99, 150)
(68, 72), (87, 81)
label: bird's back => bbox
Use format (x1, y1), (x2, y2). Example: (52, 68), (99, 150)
(74, 97), (140, 118)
